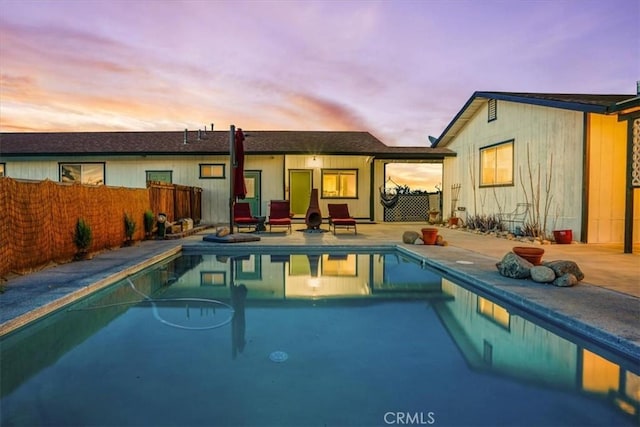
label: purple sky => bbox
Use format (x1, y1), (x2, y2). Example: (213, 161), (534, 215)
(0, 0), (638, 147)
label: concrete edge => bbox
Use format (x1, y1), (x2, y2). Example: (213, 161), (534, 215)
(0, 245), (183, 337)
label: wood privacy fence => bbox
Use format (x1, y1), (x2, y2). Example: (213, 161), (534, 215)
(0, 178), (202, 278)
(147, 181), (202, 224)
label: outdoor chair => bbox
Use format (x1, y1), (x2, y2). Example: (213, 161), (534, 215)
(328, 203), (357, 235)
(499, 203), (531, 234)
(233, 202), (259, 233)
(268, 200), (292, 233)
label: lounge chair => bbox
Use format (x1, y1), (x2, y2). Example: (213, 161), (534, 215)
(328, 203), (357, 235)
(233, 202), (259, 233)
(268, 200), (292, 233)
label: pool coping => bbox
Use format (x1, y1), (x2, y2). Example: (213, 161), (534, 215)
(1, 242), (639, 363)
(0, 245), (182, 337)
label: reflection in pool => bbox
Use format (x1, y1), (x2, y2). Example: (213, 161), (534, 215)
(1, 250), (638, 426)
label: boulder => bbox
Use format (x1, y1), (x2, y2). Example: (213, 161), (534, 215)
(530, 265), (556, 283)
(403, 231), (420, 244)
(496, 252), (532, 279)
(544, 260), (584, 281)
(552, 273), (578, 287)
(414, 237), (424, 245)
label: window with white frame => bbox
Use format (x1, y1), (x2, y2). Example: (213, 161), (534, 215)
(321, 169), (357, 198)
(480, 140), (513, 186)
(199, 163), (225, 179)
(60, 163), (105, 185)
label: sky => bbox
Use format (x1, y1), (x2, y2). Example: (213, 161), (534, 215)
(0, 0), (638, 190)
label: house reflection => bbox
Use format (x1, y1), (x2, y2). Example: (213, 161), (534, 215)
(433, 278), (640, 421)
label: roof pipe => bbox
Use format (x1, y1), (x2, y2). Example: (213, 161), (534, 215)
(184, 129), (187, 144)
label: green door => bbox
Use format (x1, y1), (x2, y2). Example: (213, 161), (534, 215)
(289, 170), (312, 216)
(243, 170), (262, 216)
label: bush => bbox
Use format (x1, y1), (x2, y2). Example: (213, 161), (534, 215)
(124, 213), (137, 241)
(73, 218), (93, 252)
(143, 210), (154, 237)
(465, 214), (505, 233)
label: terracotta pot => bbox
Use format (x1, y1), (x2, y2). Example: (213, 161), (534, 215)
(512, 246), (544, 265)
(421, 228), (439, 245)
(553, 230), (572, 244)
(448, 217), (460, 226)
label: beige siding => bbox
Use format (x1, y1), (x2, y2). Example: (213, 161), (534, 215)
(284, 155), (372, 218)
(587, 114), (630, 244)
(442, 101), (584, 237)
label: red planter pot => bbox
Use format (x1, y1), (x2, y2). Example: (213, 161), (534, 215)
(512, 246), (544, 265)
(553, 230), (572, 244)
(421, 228), (439, 245)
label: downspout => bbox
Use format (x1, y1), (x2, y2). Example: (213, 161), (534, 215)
(369, 158), (375, 221)
(580, 113), (590, 243)
(623, 115), (639, 253)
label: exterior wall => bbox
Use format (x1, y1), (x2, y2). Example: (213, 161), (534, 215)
(442, 101), (585, 238)
(587, 113), (636, 244)
(284, 155), (372, 218)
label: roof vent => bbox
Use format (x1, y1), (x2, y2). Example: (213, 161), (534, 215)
(211, 123), (214, 131)
(198, 129), (202, 140)
(184, 129), (188, 145)
(636, 80), (639, 96)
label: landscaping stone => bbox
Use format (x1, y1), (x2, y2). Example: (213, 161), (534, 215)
(414, 237), (424, 245)
(544, 260), (585, 281)
(552, 273), (578, 287)
(530, 265), (556, 283)
(496, 252), (532, 279)
(403, 231), (419, 244)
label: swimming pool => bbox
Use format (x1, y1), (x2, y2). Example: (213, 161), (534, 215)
(1, 249), (638, 426)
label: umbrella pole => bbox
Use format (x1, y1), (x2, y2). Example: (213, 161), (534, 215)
(229, 124), (235, 232)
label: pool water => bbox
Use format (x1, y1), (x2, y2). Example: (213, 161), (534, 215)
(1, 250), (638, 426)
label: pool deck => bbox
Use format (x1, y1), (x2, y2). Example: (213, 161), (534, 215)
(1, 223), (638, 360)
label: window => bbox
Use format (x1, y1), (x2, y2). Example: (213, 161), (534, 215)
(477, 296), (510, 330)
(60, 163), (105, 185)
(488, 98), (497, 122)
(480, 140), (513, 186)
(146, 170), (172, 184)
(199, 163), (225, 179)
(0, 163), (5, 177)
(321, 169), (357, 198)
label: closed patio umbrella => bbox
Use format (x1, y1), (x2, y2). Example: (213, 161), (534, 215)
(233, 128), (247, 200)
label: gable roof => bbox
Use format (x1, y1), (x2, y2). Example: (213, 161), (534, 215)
(0, 130), (454, 159)
(433, 91), (639, 147)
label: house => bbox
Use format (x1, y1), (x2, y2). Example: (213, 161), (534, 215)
(433, 91), (640, 252)
(0, 130), (454, 224)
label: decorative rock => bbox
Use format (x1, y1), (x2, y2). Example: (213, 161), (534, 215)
(544, 260), (585, 281)
(530, 266), (556, 283)
(436, 235), (444, 245)
(216, 226), (230, 237)
(403, 231), (419, 244)
(414, 237), (424, 245)
(552, 273), (578, 287)
(496, 252), (532, 279)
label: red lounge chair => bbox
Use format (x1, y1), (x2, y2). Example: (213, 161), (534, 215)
(328, 203), (357, 235)
(233, 202), (259, 233)
(268, 200), (292, 233)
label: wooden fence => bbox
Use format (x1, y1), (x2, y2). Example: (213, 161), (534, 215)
(0, 178), (202, 278)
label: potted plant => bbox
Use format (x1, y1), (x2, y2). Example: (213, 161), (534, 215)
(73, 218), (93, 260)
(512, 246), (544, 265)
(143, 210), (155, 239)
(124, 213), (137, 246)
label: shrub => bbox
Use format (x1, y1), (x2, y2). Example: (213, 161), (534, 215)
(143, 210), (154, 237)
(124, 213), (137, 242)
(73, 218), (93, 252)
